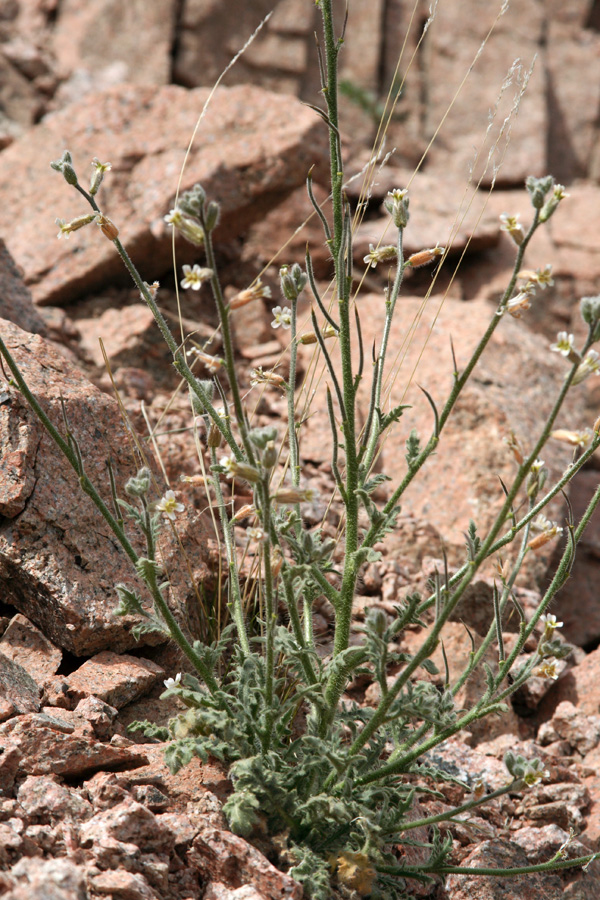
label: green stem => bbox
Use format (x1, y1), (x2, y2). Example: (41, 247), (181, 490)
(361, 213), (540, 552)
(0, 330), (221, 695)
(112, 236), (243, 459)
(378, 854), (599, 878)
(209, 448), (250, 656)
(398, 780), (517, 832)
(201, 225), (256, 466)
(362, 229), (405, 471)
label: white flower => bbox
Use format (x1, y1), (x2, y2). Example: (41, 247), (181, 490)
(363, 243), (398, 268)
(156, 490), (185, 521)
(540, 613), (563, 631)
(520, 759), (549, 786)
(500, 212), (525, 244)
(506, 288), (534, 318)
(246, 527), (266, 543)
(180, 263), (213, 290)
(91, 158), (112, 173)
(535, 264), (554, 289)
(164, 673), (182, 690)
(550, 332), (575, 356)
(271, 306), (292, 330)
(518, 265), (554, 289)
(164, 208), (182, 226)
(219, 455), (236, 478)
(572, 349), (600, 385)
(56, 218), (71, 239)
(533, 658), (560, 680)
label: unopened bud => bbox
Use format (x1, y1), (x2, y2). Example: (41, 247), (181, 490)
(97, 214), (119, 240)
(270, 546), (284, 578)
(204, 201), (220, 232)
(406, 246), (445, 268)
(262, 440), (277, 469)
(525, 175), (554, 209)
(208, 423), (222, 448)
(385, 188), (409, 229)
(279, 263), (307, 302)
(125, 467), (152, 497)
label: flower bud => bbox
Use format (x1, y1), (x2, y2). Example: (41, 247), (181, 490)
(525, 175), (554, 209)
(384, 188), (409, 229)
(406, 245), (445, 268)
(208, 423), (222, 448)
(249, 426), (278, 450)
(204, 201), (220, 232)
(178, 184), (206, 218)
(51, 151), (79, 186)
(189, 379), (214, 416)
(580, 294), (600, 343)
(262, 440), (277, 469)
(279, 263), (307, 301)
(125, 467), (152, 497)
(96, 214), (119, 241)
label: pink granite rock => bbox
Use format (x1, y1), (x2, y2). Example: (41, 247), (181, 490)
(423, 2), (546, 185)
(0, 614), (62, 685)
(445, 838), (563, 899)
(0, 712), (148, 778)
(0, 83), (328, 306)
(0, 240), (45, 334)
(16, 774), (93, 824)
(0, 857), (88, 900)
(88, 868), (160, 900)
(78, 797), (174, 856)
(189, 827), (302, 900)
(64, 651), (164, 710)
(0, 318), (215, 655)
(0, 651), (41, 720)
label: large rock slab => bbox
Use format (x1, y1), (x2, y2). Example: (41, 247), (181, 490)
(0, 318), (214, 655)
(51, 0), (177, 91)
(0, 713), (148, 778)
(0, 83), (328, 305)
(297, 293), (588, 573)
(0, 614), (62, 685)
(0, 239), (46, 335)
(422, 1), (546, 185)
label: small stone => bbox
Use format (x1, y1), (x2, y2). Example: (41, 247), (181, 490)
(88, 869), (160, 900)
(64, 651), (165, 710)
(16, 775), (93, 824)
(0, 651), (40, 717)
(189, 827), (302, 900)
(0, 712), (148, 778)
(0, 614), (62, 685)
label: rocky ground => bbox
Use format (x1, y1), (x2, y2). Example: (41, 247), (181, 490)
(1, 1), (600, 898)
